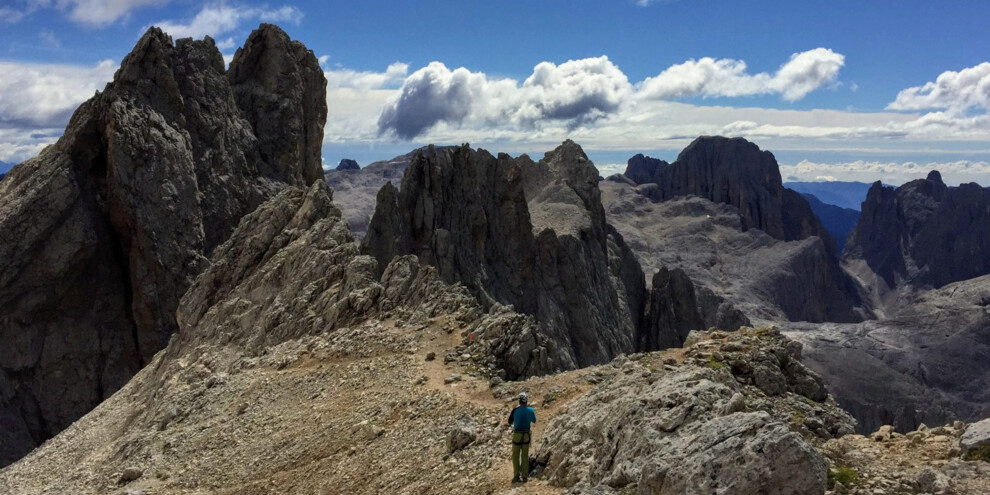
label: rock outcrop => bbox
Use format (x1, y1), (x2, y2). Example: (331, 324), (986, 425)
(540, 328), (855, 494)
(638, 267), (706, 350)
(363, 141), (710, 376)
(227, 24), (327, 186)
(844, 171), (990, 293)
(336, 158), (360, 170)
(785, 274), (990, 434)
(622, 153), (667, 185)
(961, 418), (990, 460)
(639, 136), (836, 250)
(324, 146), (456, 239)
(0, 24), (325, 467)
(364, 142), (655, 375)
(601, 183), (865, 323)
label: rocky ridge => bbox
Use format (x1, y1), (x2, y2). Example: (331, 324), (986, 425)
(844, 171), (990, 307)
(604, 137), (866, 324)
(0, 177), (986, 493)
(363, 142), (714, 376)
(600, 183), (864, 324)
(324, 146), (456, 238)
(784, 273), (990, 434)
(0, 24), (326, 467)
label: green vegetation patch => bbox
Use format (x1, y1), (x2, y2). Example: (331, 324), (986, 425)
(827, 465), (860, 488)
(705, 355), (726, 370)
(790, 410), (806, 426)
(964, 444), (990, 462)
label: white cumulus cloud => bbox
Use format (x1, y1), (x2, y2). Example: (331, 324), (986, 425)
(60, 0), (170, 27)
(888, 62), (990, 113)
(0, 59), (117, 129)
(151, 4), (303, 40)
(325, 62), (409, 90)
(638, 48), (845, 102)
(377, 56), (632, 139)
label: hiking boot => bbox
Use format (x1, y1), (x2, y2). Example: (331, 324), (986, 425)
(511, 476), (521, 483)
(521, 478), (528, 483)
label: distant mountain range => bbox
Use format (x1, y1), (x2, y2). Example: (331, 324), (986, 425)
(800, 193), (859, 253)
(785, 180), (873, 210)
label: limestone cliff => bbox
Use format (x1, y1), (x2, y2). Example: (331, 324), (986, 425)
(844, 171), (990, 292)
(0, 24), (326, 466)
(363, 142), (709, 376)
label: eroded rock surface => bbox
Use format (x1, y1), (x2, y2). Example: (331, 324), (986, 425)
(540, 328), (855, 494)
(603, 137), (866, 324)
(637, 136), (835, 248)
(0, 24), (325, 466)
(364, 141), (706, 376)
(601, 184), (864, 323)
(785, 274), (990, 433)
(324, 146), (455, 239)
(844, 171), (990, 301)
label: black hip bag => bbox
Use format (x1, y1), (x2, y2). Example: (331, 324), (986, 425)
(512, 430), (531, 445)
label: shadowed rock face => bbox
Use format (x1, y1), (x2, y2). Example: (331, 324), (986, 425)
(607, 137), (866, 324)
(801, 193), (859, 253)
(623, 153), (667, 185)
(324, 146), (458, 239)
(364, 141), (705, 376)
(0, 24), (325, 466)
(785, 274), (990, 434)
(845, 171), (990, 291)
(639, 136), (837, 252)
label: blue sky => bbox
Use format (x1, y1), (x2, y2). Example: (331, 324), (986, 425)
(2, 1), (990, 185)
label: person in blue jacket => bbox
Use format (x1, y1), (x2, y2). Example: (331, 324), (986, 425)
(507, 392), (537, 483)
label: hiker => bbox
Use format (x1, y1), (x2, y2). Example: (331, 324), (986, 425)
(507, 392), (537, 483)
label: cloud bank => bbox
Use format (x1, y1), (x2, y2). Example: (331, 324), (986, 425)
(783, 159), (990, 186)
(0, 59), (117, 128)
(638, 48), (845, 101)
(1, 0), (171, 27)
(888, 62), (990, 113)
(378, 50), (844, 139)
(151, 4), (303, 40)
(378, 56), (632, 139)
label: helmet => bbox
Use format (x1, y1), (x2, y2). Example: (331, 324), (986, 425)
(518, 392), (529, 404)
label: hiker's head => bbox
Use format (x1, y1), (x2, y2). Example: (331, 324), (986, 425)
(518, 392), (529, 405)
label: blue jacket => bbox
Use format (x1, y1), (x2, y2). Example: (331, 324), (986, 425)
(508, 405), (536, 431)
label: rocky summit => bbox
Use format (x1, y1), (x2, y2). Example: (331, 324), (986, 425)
(844, 171), (990, 300)
(603, 137), (866, 324)
(362, 142), (713, 377)
(0, 24), (326, 467)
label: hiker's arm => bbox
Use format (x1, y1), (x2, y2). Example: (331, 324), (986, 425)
(507, 408), (514, 426)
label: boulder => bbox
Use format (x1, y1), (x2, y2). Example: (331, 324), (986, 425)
(961, 418), (990, 460)
(447, 416), (478, 453)
(541, 366), (829, 494)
